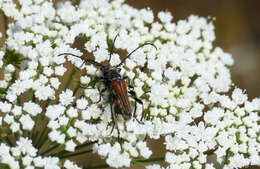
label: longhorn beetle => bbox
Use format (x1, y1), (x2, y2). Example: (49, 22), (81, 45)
(59, 34), (157, 138)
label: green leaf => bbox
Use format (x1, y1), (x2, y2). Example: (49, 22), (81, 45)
(3, 49), (24, 67)
(0, 163), (11, 169)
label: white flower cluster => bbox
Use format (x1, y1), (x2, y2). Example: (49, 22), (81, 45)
(0, 0), (259, 169)
(0, 137), (80, 169)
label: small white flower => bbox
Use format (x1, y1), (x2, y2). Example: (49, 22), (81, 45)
(109, 53), (121, 66)
(47, 120), (60, 130)
(39, 75), (48, 85)
(232, 88), (247, 105)
(34, 85), (55, 101)
(84, 88), (100, 103)
(0, 80), (8, 88)
(140, 9), (154, 24)
(4, 114), (14, 125)
(33, 157), (45, 167)
(80, 76), (90, 85)
(59, 89), (75, 106)
(65, 140), (77, 152)
(64, 160), (81, 169)
(205, 163), (215, 169)
(50, 77), (61, 89)
(48, 130), (65, 144)
(46, 104), (66, 120)
(19, 114), (34, 130)
(12, 105), (22, 116)
(16, 137), (37, 157)
(23, 101), (42, 116)
(67, 127), (77, 138)
(97, 143), (111, 157)
(43, 66), (54, 77)
(136, 141), (152, 159)
(123, 142), (138, 157)
(10, 122), (20, 132)
(85, 64), (97, 75)
(93, 47), (109, 63)
(106, 150), (131, 168)
(5, 64), (15, 73)
(76, 133), (87, 144)
(55, 65), (67, 76)
(204, 108), (224, 125)
(59, 115), (69, 126)
(76, 98), (88, 110)
(22, 155), (33, 166)
(10, 80), (27, 96)
(146, 164), (164, 169)
(66, 107), (78, 118)
(43, 157), (60, 169)
(158, 11), (173, 23)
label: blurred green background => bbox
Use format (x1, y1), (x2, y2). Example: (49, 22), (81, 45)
(0, 0), (259, 168)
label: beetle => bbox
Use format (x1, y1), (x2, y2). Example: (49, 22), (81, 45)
(58, 34), (157, 138)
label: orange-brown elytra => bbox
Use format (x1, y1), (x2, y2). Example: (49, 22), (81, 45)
(58, 34), (157, 139)
(111, 79), (132, 120)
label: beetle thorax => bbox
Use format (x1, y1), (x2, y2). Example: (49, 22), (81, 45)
(102, 65), (121, 81)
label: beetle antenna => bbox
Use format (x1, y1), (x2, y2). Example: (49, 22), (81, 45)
(58, 53), (103, 67)
(116, 43), (157, 67)
(108, 33), (119, 63)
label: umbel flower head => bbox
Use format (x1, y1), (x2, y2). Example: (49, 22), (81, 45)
(0, 0), (259, 169)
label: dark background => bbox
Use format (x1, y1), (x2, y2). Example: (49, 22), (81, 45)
(127, 0), (260, 101)
(125, 1), (260, 168)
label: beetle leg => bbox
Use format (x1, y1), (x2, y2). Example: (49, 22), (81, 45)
(124, 76), (145, 123)
(80, 76), (106, 103)
(123, 76), (136, 91)
(109, 95), (120, 141)
(134, 97), (144, 122)
(128, 90), (144, 124)
(93, 87), (106, 104)
(123, 76), (133, 87)
(128, 84), (134, 89)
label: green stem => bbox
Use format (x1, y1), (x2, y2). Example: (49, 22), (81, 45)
(64, 68), (76, 90)
(132, 159), (146, 167)
(131, 157), (165, 167)
(35, 127), (50, 149)
(73, 82), (80, 95)
(38, 139), (51, 154)
(75, 141), (97, 150)
(83, 164), (109, 169)
(51, 141), (96, 157)
(39, 143), (60, 156)
(14, 132), (20, 141)
(32, 114), (40, 145)
(59, 149), (92, 159)
(5, 136), (13, 147)
(0, 10), (8, 32)
(136, 157), (164, 163)
(34, 100), (49, 147)
(204, 148), (217, 155)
